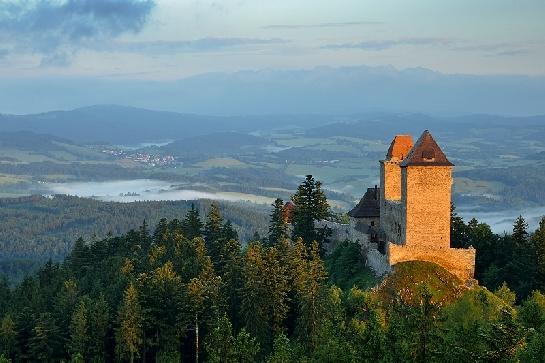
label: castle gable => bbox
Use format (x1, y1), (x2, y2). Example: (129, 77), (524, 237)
(400, 130), (454, 167)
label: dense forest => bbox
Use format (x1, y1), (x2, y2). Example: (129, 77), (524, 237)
(0, 196), (269, 282)
(0, 177), (545, 362)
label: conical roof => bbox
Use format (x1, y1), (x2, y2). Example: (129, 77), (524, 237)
(400, 130), (454, 167)
(348, 187), (380, 218)
(386, 135), (413, 160)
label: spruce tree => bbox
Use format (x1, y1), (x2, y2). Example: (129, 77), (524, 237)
(291, 175), (330, 251)
(221, 239), (243, 329)
(221, 220), (239, 242)
(264, 246), (290, 337)
(204, 204), (224, 265)
(69, 299), (89, 360)
(294, 241), (328, 350)
(29, 313), (61, 363)
(512, 215), (529, 247)
(268, 198), (288, 246)
(532, 216), (545, 290)
(240, 243), (270, 347)
(182, 203), (204, 240)
(116, 282), (143, 363)
(88, 294), (110, 362)
(0, 314), (16, 359)
(205, 314), (236, 363)
(234, 329), (260, 363)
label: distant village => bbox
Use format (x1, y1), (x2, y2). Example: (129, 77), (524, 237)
(99, 147), (178, 167)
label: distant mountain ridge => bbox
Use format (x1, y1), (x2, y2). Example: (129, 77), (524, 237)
(0, 105), (335, 144)
(1, 105), (545, 146)
(1, 65), (544, 115)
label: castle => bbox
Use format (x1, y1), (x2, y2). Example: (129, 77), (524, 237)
(348, 130), (476, 281)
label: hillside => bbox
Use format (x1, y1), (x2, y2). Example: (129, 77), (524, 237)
(0, 195), (269, 281)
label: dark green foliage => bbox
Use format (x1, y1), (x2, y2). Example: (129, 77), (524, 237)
(267, 198), (289, 246)
(0, 196), (269, 282)
(326, 240), (378, 290)
(291, 175), (331, 252)
(451, 205), (543, 301)
(0, 203), (544, 361)
(182, 204), (204, 240)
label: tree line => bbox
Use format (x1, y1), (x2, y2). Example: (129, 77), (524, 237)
(0, 176), (544, 361)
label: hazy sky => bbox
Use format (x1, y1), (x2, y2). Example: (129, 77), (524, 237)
(0, 0), (544, 80)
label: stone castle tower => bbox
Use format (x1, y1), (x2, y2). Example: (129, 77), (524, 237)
(379, 130), (475, 281)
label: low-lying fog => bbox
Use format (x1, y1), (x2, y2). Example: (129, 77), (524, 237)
(458, 206), (545, 235)
(44, 180), (545, 235)
(44, 179), (275, 205)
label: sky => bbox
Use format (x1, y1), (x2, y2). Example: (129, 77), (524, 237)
(0, 0), (544, 80)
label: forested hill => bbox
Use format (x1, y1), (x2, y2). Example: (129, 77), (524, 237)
(0, 195), (269, 281)
(0, 207), (545, 362)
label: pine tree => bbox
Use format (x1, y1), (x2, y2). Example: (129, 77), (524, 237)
(153, 218), (169, 244)
(510, 215), (537, 298)
(116, 282), (144, 363)
(0, 277), (9, 320)
(187, 269), (222, 363)
(240, 243), (270, 348)
(294, 241), (328, 350)
(291, 175), (330, 251)
(265, 334), (297, 363)
(268, 198), (289, 246)
(0, 314), (16, 359)
(482, 308), (524, 361)
(204, 204), (224, 265)
(69, 298), (89, 359)
(88, 294), (110, 362)
(182, 203), (204, 240)
(205, 314), (236, 363)
(234, 329), (260, 363)
(69, 237), (89, 277)
(221, 239), (244, 329)
(450, 203), (468, 248)
(29, 313), (61, 363)
(264, 246), (290, 337)
(512, 215), (529, 247)
(532, 216), (545, 290)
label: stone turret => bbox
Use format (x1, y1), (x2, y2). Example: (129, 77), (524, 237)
(399, 130), (453, 249)
(383, 130), (475, 281)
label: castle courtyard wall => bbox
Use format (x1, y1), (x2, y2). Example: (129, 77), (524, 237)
(389, 243), (476, 281)
(380, 200), (403, 244)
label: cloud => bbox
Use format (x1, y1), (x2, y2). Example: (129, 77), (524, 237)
(0, 0), (156, 57)
(451, 43), (531, 57)
(486, 49), (530, 57)
(105, 37), (288, 54)
(262, 21), (381, 30)
(322, 37), (453, 51)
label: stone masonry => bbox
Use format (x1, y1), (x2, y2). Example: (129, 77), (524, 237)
(381, 130), (475, 281)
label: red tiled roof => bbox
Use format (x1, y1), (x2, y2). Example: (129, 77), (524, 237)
(386, 135), (414, 160)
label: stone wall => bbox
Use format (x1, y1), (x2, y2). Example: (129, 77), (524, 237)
(380, 200), (403, 244)
(366, 249), (391, 276)
(402, 166), (452, 249)
(389, 243), (476, 281)
(318, 220), (370, 254)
